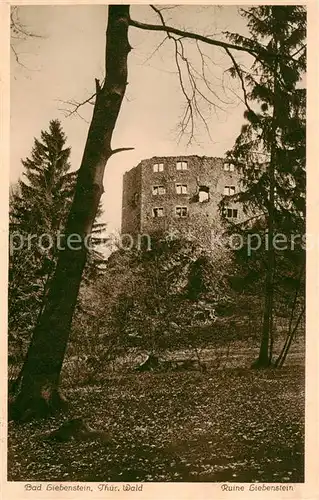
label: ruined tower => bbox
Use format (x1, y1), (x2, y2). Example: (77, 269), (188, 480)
(121, 155), (242, 243)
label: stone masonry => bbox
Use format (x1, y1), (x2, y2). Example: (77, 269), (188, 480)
(121, 155), (243, 242)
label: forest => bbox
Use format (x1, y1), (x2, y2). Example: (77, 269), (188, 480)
(8, 5), (305, 483)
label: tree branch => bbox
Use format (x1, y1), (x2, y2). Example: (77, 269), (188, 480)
(148, 5), (229, 144)
(10, 43), (29, 69)
(142, 35), (170, 64)
(11, 6), (44, 69)
(129, 16), (262, 59)
(10, 7), (42, 40)
(110, 147), (135, 156)
(58, 93), (97, 118)
(224, 47), (253, 113)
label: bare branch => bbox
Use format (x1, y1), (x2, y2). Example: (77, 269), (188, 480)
(58, 93), (96, 116)
(142, 35), (170, 65)
(57, 103), (90, 124)
(10, 43), (29, 69)
(195, 41), (233, 106)
(152, 5), (179, 12)
(110, 147), (135, 156)
(10, 7), (42, 40)
(56, 80), (105, 123)
(224, 47), (252, 113)
(150, 5), (168, 28)
(176, 39), (213, 141)
(129, 15), (263, 59)
(147, 5), (235, 144)
(10, 6), (44, 69)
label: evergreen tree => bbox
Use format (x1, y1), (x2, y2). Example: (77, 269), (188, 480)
(223, 6), (306, 367)
(9, 120), (76, 346)
(9, 120), (106, 362)
(12, 120), (75, 235)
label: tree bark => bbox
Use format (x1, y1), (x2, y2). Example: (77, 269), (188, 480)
(10, 5), (131, 421)
(275, 263), (305, 368)
(254, 21), (278, 369)
(254, 163), (276, 369)
(276, 305), (304, 368)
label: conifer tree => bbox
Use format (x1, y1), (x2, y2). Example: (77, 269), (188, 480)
(9, 120), (106, 364)
(12, 120), (75, 234)
(223, 6), (306, 367)
(9, 121), (76, 343)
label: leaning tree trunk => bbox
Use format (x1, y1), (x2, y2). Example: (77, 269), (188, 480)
(10, 5), (131, 421)
(275, 263), (305, 368)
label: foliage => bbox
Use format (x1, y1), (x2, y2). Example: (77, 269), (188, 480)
(98, 235), (236, 355)
(9, 120), (75, 351)
(225, 7), (306, 224)
(222, 6), (306, 366)
(8, 119), (106, 363)
(64, 232), (242, 378)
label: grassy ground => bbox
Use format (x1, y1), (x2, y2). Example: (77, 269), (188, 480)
(8, 364), (304, 483)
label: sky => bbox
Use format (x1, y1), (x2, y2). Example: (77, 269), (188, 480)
(11, 5), (251, 233)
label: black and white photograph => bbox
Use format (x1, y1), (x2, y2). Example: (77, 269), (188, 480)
(3, 1), (314, 494)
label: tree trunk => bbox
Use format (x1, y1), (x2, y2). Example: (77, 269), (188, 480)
(275, 264), (305, 368)
(275, 305), (304, 368)
(254, 28), (278, 369)
(256, 232), (275, 367)
(10, 5), (131, 421)
(254, 160), (276, 368)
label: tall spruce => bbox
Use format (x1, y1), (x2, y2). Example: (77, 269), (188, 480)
(12, 120), (75, 235)
(223, 6), (306, 367)
(9, 120), (76, 345)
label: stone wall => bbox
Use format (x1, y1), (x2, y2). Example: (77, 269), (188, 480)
(121, 163), (142, 235)
(121, 155), (244, 243)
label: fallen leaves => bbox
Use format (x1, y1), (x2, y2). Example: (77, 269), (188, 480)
(8, 366), (304, 482)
